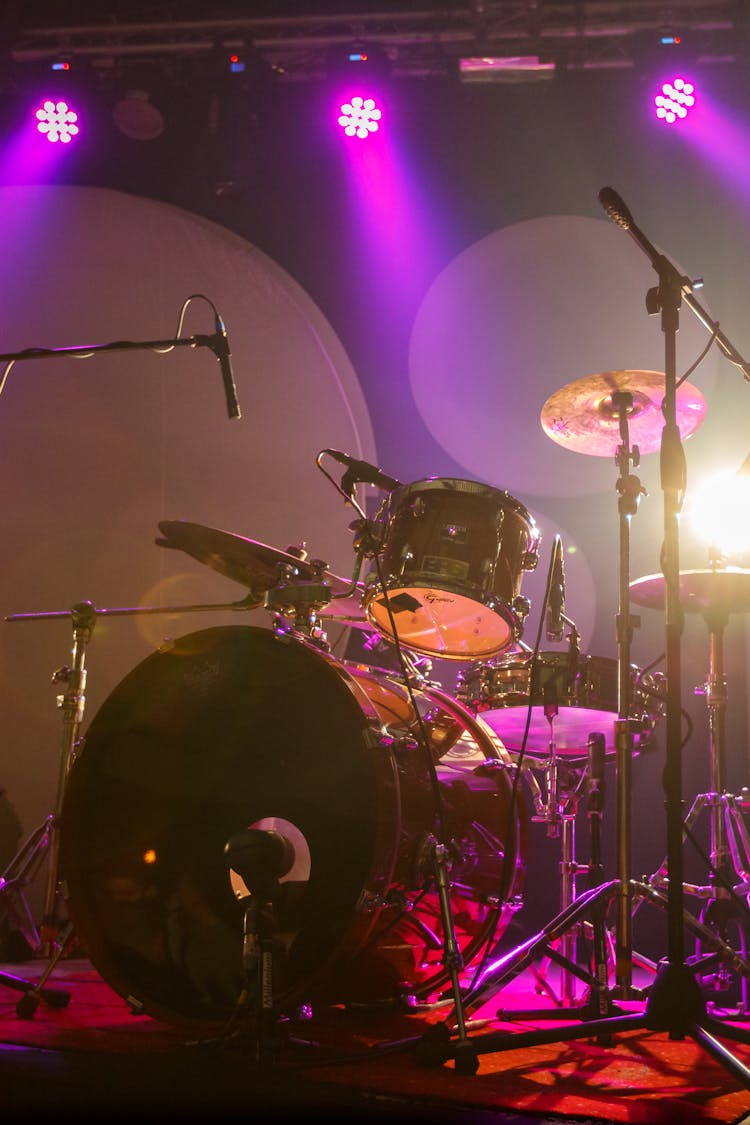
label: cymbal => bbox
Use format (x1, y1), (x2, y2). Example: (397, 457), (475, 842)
(156, 521), (352, 599)
(630, 568), (750, 614)
(541, 370), (706, 456)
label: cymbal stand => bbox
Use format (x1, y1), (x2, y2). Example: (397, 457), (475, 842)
(0, 600), (96, 1015)
(611, 389), (647, 999)
(407, 191), (750, 1083)
(646, 596), (750, 1012)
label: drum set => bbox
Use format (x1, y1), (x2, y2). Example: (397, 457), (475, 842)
(1, 368), (749, 1048)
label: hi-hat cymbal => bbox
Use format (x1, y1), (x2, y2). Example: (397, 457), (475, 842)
(541, 369), (706, 456)
(630, 568), (750, 614)
(156, 520), (352, 599)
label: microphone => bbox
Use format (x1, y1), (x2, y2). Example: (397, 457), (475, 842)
(598, 186), (634, 231)
(323, 449), (401, 497)
(224, 828), (295, 896)
(213, 313), (241, 420)
(545, 534), (566, 643)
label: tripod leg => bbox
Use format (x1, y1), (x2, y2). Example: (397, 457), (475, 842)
(14, 920), (74, 1018)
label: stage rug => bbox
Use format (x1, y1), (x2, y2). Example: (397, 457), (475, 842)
(0, 959), (749, 1124)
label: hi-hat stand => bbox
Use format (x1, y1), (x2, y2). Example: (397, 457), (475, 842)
(407, 187), (750, 1083)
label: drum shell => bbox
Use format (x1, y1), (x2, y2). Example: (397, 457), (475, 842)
(457, 650), (664, 758)
(364, 478), (539, 660)
(59, 625), (528, 1029)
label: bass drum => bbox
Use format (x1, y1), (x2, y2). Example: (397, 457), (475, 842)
(60, 625), (528, 1030)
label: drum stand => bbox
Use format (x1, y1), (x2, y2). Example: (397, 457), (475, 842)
(644, 591), (750, 1013)
(0, 600), (97, 1016)
(492, 730), (619, 1025)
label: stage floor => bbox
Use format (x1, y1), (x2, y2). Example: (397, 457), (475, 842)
(1, 954), (750, 1123)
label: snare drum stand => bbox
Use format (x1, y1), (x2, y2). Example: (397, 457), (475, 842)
(521, 689), (594, 1009)
(0, 600), (96, 1016)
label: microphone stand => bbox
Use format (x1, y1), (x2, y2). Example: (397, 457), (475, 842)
(405, 191), (750, 1084)
(0, 323), (241, 420)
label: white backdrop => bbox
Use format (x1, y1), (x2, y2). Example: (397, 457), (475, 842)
(0, 185), (377, 911)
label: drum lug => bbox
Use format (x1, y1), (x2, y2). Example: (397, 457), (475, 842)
(512, 595), (531, 621)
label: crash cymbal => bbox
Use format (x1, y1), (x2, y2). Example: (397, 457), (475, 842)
(630, 568), (750, 614)
(541, 369), (706, 456)
(156, 520), (352, 598)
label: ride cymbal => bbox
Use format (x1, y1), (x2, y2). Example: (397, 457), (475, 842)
(541, 369), (706, 456)
(156, 520), (352, 598)
(630, 568), (750, 614)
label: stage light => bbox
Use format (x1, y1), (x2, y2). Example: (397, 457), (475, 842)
(35, 98), (79, 143)
(337, 95), (382, 138)
(112, 63), (169, 141)
(654, 75), (696, 124)
(687, 462), (750, 561)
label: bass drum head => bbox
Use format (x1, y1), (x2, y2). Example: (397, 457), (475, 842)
(59, 626), (385, 1031)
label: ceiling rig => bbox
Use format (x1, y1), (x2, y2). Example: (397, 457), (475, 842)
(8, 2), (745, 82)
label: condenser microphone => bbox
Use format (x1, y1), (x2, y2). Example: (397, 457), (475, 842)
(213, 313), (241, 420)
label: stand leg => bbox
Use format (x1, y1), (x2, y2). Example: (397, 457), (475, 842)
(0, 600), (96, 1014)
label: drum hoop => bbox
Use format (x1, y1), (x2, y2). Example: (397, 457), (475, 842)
(389, 477), (536, 528)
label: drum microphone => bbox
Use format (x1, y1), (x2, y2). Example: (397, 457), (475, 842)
(224, 828), (295, 896)
(323, 449), (401, 497)
(545, 534), (566, 643)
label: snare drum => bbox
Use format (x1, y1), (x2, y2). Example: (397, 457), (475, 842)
(363, 478), (539, 661)
(457, 649), (664, 759)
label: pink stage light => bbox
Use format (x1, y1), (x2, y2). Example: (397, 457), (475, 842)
(35, 99), (79, 143)
(654, 76), (696, 124)
(338, 95), (382, 138)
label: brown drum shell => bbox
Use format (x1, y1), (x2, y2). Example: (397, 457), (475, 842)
(59, 625), (529, 1031)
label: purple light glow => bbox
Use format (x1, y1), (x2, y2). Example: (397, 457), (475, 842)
(654, 76), (696, 124)
(36, 99), (79, 143)
(338, 95), (381, 138)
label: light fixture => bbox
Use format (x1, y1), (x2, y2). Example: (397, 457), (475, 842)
(328, 42), (389, 138)
(112, 64), (168, 141)
(32, 57), (82, 144)
(654, 75), (697, 124)
(35, 98), (79, 143)
(337, 95), (382, 138)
